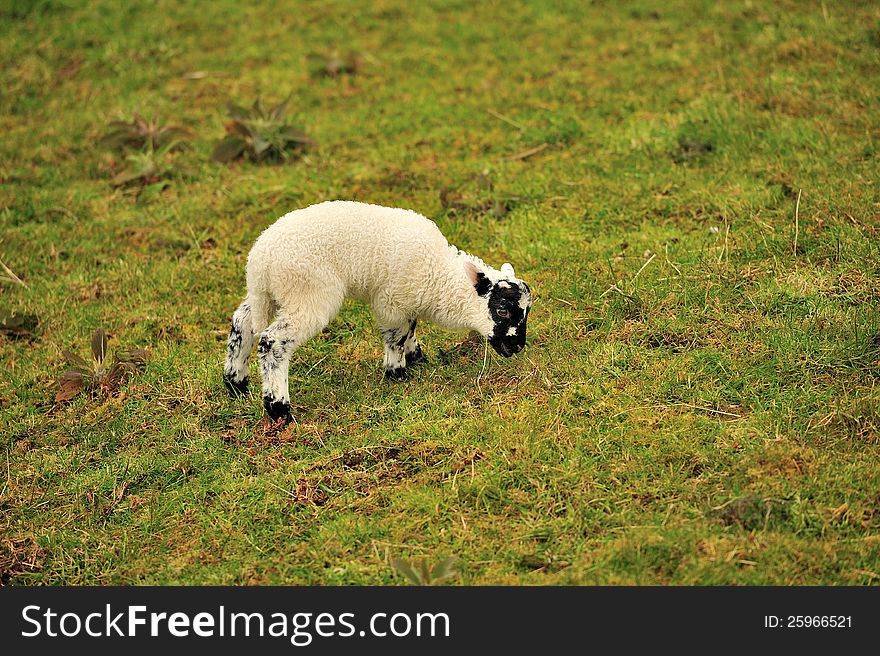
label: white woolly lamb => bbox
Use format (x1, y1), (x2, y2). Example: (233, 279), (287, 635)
(223, 200), (533, 422)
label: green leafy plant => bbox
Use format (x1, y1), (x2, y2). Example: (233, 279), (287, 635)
(391, 556), (460, 585)
(212, 95), (315, 163)
(101, 112), (190, 152)
(112, 142), (177, 188)
(55, 328), (148, 402)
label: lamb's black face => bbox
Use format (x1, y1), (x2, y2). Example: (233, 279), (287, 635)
(476, 273), (532, 357)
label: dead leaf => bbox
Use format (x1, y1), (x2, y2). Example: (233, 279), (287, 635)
(91, 328), (108, 364)
(55, 371), (86, 402)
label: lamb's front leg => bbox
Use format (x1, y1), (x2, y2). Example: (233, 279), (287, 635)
(381, 320), (413, 381)
(404, 319), (427, 367)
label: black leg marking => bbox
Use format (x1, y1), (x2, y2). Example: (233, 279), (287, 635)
(227, 325), (243, 352)
(403, 319), (426, 367)
(263, 395), (292, 423)
(384, 366), (408, 381)
(258, 335), (283, 371)
(406, 343), (427, 367)
(382, 327), (408, 349)
(400, 319), (416, 348)
(224, 374), (248, 397)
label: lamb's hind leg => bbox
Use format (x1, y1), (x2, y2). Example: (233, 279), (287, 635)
(224, 300), (256, 397)
(258, 294), (342, 422)
(258, 316), (298, 422)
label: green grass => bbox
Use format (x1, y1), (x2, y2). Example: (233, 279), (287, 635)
(2, 0), (879, 585)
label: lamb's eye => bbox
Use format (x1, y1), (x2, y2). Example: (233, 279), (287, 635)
(496, 308), (510, 319)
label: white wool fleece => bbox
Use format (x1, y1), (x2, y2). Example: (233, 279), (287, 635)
(245, 200), (495, 336)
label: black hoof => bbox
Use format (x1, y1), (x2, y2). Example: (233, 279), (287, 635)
(224, 374), (248, 397)
(406, 345), (427, 367)
(384, 366), (408, 381)
(263, 397), (292, 423)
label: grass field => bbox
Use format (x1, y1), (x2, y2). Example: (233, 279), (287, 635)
(2, 0), (879, 585)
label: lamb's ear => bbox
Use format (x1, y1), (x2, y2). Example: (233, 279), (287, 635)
(501, 262), (516, 278)
(464, 260), (479, 286)
(465, 261), (492, 297)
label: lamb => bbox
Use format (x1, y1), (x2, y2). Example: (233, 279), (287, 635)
(223, 200), (533, 423)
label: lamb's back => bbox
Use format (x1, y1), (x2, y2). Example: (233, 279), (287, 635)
(247, 201), (452, 301)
